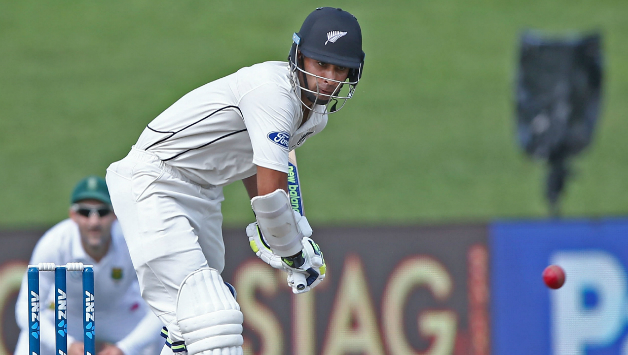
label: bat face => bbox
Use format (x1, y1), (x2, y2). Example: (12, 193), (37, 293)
(288, 151), (304, 215)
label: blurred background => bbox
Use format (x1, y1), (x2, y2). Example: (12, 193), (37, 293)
(1, 0), (627, 354)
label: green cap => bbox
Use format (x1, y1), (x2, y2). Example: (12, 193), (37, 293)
(71, 176), (111, 205)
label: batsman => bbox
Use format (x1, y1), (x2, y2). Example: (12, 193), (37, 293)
(106, 7), (365, 355)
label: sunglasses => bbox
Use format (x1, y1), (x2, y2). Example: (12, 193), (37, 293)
(72, 204), (113, 218)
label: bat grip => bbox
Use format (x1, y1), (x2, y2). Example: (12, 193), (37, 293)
(282, 252), (305, 269)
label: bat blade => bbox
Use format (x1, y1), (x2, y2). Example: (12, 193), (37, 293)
(287, 150), (304, 215)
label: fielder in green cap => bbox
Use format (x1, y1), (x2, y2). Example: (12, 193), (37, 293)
(14, 176), (164, 355)
(71, 175), (111, 205)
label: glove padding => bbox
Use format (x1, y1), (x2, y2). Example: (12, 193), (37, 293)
(246, 222), (283, 269)
(246, 223), (326, 294)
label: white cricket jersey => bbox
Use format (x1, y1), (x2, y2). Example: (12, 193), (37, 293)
(134, 61), (328, 187)
(14, 219), (163, 355)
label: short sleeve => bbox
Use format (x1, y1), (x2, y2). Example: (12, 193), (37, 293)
(239, 83), (299, 173)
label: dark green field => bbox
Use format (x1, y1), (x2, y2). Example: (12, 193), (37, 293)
(1, 0), (627, 228)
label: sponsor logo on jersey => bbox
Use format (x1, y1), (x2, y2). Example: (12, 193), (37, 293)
(326, 31), (347, 45)
(296, 131), (314, 147)
(111, 267), (123, 280)
(267, 131), (290, 150)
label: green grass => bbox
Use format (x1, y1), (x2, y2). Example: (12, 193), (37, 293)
(1, 0), (627, 228)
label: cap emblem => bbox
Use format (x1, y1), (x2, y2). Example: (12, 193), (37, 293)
(87, 177), (98, 190)
(325, 31), (347, 45)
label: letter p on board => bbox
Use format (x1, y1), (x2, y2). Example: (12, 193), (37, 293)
(551, 251), (627, 355)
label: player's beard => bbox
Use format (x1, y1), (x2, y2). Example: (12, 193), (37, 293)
(81, 226), (111, 250)
(302, 77), (341, 107)
(303, 92), (330, 106)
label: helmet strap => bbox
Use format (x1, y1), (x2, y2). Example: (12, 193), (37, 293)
(329, 99), (338, 113)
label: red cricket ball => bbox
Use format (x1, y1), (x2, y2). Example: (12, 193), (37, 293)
(543, 265), (566, 289)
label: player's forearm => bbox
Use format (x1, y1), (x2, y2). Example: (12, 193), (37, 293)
(244, 167), (289, 199)
(16, 248), (58, 332)
(14, 274), (30, 330)
(37, 312), (59, 350)
(242, 174), (258, 199)
(256, 166), (287, 196)
(115, 309), (163, 355)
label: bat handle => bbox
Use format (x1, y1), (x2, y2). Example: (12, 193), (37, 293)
(282, 253), (305, 269)
(291, 271), (307, 291)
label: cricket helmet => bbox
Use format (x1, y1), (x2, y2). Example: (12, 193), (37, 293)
(288, 7), (365, 113)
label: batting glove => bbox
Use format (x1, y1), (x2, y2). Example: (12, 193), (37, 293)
(246, 223), (326, 294)
(283, 237), (326, 294)
(246, 222), (284, 269)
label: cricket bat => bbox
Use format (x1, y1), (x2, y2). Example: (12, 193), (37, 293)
(286, 150), (307, 290)
(287, 150), (304, 215)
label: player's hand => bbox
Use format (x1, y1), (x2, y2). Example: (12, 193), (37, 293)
(246, 222), (284, 269)
(282, 237), (326, 294)
(98, 343), (125, 355)
(68, 342), (84, 355)
(246, 215), (326, 294)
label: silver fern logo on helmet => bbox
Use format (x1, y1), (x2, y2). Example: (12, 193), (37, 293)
(325, 31), (347, 45)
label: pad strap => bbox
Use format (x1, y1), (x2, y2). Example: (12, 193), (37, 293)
(161, 327), (187, 353)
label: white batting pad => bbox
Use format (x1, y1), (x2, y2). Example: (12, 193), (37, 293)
(176, 268), (243, 355)
(251, 189), (304, 257)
